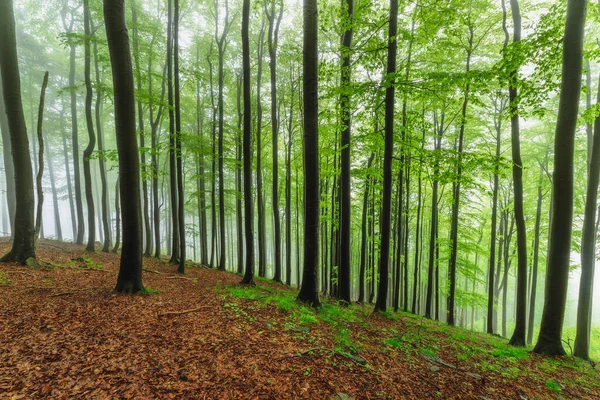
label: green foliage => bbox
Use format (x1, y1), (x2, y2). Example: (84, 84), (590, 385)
(0, 271), (10, 286)
(545, 380), (561, 393)
(141, 287), (160, 295)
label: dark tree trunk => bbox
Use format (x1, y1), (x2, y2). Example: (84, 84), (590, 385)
(267, 0), (284, 283)
(235, 74), (244, 274)
(104, 0), (144, 293)
(338, 0), (354, 304)
(83, 0), (96, 252)
(285, 66), (296, 286)
(528, 161), (545, 345)
(34, 72), (49, 245)
(506, 0), (527, 348)
(59, 102), (77, 239)
(174, 0), (185, 273)
(256, 20), (266, 277)
(358, 153), (374, 304)
(411, 126), (425, 314)
(574, 73), (600, 360)
(534, 0), (587, 356)
(208, 46), (217, 268)
(0, 0), (37, 265)
(167, 0), (179, 264)
(62, 8), (85, 245)
(240, 0), (255, 285)
(374, 0), (398, 313)
(92, 19), (112, 253)
(215, 0), (231, 272)
(447, 27), (473, 326)
(297, 0), (321, 307)
(131, 0), (152, 257)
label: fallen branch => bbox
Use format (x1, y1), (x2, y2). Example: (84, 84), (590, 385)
(143, 268), (161, 274)
(51, 288), (95, 297)
(158, 306), (211, 317)
(37, 242), (73, 253)
(166, 276), (197, 281)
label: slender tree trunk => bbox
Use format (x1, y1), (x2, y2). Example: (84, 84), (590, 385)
(83, 0), (96, 252)
(267, 1), (284, 283)
(358, 154), (374, 304)
(0, 0), (37, 265)
(447, 28), (473, 325)
(0, 79), (15, 236)
(92, 20), (112, 253)
(574, 73), (600, 360)
(528, 163), (544, 345)
(167, 0), (180, 264)
(45, 134), (62, 241)
(240, 0), (255, 285)
(374, 0), (398, 312)
(256, 20), (267, 277)
(34, 72), (49, 245)
(131, 0), (152, 257)
(235, 74), (244, 274)
(534, 0), (587, 356)
(506, 0), (528, 347)
(174, 0), (186, 273)
(112, 178), (121, 254)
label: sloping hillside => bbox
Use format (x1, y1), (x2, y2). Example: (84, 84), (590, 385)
(0, 240), (598, 399)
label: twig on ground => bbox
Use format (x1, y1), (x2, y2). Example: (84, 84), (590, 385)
(166, 276), (197, 281)
(143, 268), (161, 274)
(158, 306), (211, 317)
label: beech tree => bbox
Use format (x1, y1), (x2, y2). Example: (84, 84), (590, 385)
(0, 0), (37, 265)
(104, 0), (144, 293)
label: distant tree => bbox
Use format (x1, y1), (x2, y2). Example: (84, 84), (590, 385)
(0, 79), (16, 236)
(0, 0), (37, 265)
(534, 0), (587, 356)
(297, 0), (321, 307)
(104, 0), (144, 293)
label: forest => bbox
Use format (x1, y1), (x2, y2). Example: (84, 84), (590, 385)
(1, 0), (600, 397)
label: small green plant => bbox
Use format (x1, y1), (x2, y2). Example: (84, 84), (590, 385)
(141, 287), (160, 295)
(0, 271), (10, 285)
(545, 379), (561, 393)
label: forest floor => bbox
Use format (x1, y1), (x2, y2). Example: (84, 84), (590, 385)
(0, 239), (599, 399)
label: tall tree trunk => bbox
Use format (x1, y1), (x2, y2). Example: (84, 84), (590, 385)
(297, 0), (321, 306)
(216, 0), (231, 272)
(235, 74), (244, 274)
(528, 161), (545, 345)
(534, 0), (587, 356)
(374, 0), (398, 312)
(574, 72), (600, 360)
(256, 20), (267, 277)
(62, 7), (85, 245)
(60, 103), (77, 239)
(338, 0), (354, 303)
(506, 0), (527, 347)
(174, 0), (186, 273)
(411, 126), (424, 314)
(267, 0), (284, 283)
(285, 66), (295, 286)
(167, 0), (180, 264)
(104, 0), (144, 293)
(240, 0), (255, 285)
(0, 0), (37, 265)
(83, 0), (96, 252)
(34, 72), (49, 244)
(131, 0), (152, 257)
(92, 19), (112, 253)
(447, 27), (473, 325)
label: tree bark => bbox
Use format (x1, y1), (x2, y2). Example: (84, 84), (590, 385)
(0, 79), (15, 236)
(297, 0), (321, 307)
(534, 0), (587, 356)
(104, 0), (144, 293)
(240, 0), (255, 285)
(374, 0), (398, 313)
(0, 0), (37, 265)
(34, 72), (49, 245)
